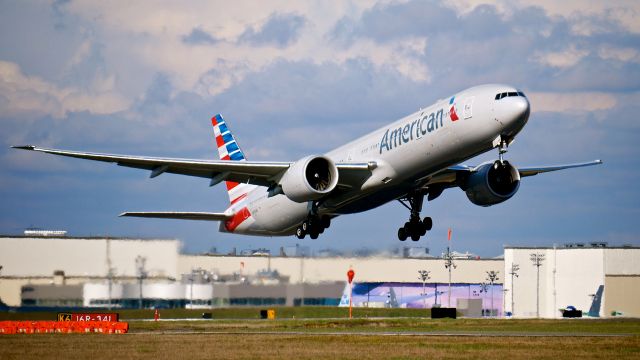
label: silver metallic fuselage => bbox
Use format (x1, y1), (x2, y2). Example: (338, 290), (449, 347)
(222, 84), (530, 236)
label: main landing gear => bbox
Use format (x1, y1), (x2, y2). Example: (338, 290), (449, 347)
(295, 215), (330, 240)
(397, 192), (432, 241)
(296, 201), (331, 240)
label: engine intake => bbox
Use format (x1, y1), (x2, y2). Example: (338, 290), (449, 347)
(461, 160), (521, 207)
(280, 155), (339, 203)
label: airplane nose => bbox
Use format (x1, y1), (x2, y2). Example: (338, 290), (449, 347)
(497, 96), (530, 137)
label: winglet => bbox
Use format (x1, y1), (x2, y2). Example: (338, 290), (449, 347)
(11, 145), (36, 150)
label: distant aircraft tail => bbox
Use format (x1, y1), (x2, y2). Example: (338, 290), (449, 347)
(210, 114), (255, 205)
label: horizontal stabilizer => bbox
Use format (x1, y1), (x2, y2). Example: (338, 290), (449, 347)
(119, 212), (232, 221)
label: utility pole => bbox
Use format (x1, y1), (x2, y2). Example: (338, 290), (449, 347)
(135, 256), (147, 309)
(443, 247), (456, 308)
(509, 263), (519, 316)
(418, 270), (431, 309)
(486, 271), (499, 317)
(530, 253), (545, 318)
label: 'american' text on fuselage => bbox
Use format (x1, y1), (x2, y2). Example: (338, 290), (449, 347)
(379, 107), (445, 154)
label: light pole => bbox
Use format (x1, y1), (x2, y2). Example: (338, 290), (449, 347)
(486, 271), (499, 317)
(479, 282), (489, 317)
(509, 263), (519, 316)
(135, 256), (147, 309)
(502, 288), (509, 317)
(107, 266), (115, 310)
(189, 271), (195, 309)
(443, 247), (456, 308)
(530, 253), (545, 318)
(418, 270), (431, 309)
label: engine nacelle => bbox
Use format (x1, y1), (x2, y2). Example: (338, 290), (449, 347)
(461, 160), (521, 207)
(280, 155), (339, 203)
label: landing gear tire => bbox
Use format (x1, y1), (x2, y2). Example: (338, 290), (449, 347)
(296, 226), (305, 239)
(301, 221), (309, 232)
(398, 227), (407, 241)
(422, 217), (433, 231)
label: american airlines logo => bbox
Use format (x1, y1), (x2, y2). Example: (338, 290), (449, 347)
(379, 97), (457, 154)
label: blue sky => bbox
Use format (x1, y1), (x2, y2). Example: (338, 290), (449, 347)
(1, 1), (639, 256)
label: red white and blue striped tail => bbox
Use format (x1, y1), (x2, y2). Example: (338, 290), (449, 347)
(210, 114), (256, 205)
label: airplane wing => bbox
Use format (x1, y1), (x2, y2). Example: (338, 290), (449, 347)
(423, 160), (603, 192)
(12, 145), (372, 188)
(119, 212), (232, 221)
(517, 160), (604, 177)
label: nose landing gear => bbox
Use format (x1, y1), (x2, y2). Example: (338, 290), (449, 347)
(397, 192), (432, 241)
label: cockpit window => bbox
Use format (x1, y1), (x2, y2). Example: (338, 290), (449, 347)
(495, 91), (526, 100)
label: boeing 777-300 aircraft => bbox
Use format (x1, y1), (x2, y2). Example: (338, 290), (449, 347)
(14, 84), (602, 241)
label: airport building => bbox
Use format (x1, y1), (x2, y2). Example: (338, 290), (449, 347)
(504, 245), (640, 318)
(1, 234), (638, 318)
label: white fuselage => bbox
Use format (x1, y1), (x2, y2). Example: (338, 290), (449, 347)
(221, 84), (530, 236)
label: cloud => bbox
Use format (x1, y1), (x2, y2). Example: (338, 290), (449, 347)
(239, 13), (306, 48)
(0, 61), (129, 119)
(182, 27), (219, 45)
(534, 45), (590, 68)
(528, 91), (617, 113)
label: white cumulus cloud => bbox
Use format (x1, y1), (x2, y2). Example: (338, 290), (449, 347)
(0, 61), (130, 119)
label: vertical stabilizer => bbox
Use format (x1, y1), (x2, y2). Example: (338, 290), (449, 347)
(210, 114), (256, 205)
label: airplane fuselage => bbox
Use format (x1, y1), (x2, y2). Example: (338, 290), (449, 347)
(222, 84), (530, 236)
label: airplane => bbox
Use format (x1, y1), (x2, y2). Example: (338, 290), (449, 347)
(13, 84), (602, 241)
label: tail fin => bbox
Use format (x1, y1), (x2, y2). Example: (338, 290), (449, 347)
(211, 114), (255, 205)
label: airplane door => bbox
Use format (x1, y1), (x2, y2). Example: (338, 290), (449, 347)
(463, 97), (474, 119)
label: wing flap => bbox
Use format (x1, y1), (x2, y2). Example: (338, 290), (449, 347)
(119, 212), (233, 221)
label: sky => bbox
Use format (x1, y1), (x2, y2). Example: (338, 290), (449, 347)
(1, 0), (639, 257)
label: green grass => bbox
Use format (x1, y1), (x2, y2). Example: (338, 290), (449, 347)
(2, 309), (639, 359)
(0, 333), (638, 359)
(0, 306), (432, 321)
(130, 317), (640, 335)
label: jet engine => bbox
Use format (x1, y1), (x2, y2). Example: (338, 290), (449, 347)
(460, 160), (521, 207)
(280, 155), (339, 203)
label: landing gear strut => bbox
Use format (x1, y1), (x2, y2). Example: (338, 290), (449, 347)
(296, 201), (331, 239)
(397, 192), (432, 241)
(498, 138), (508, 164)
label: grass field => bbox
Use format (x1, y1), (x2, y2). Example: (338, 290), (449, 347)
(0, 306), (431, 321)
(1, 308), (639, 359)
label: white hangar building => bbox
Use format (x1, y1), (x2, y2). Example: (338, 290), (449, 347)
(504, 246), (640, 318)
